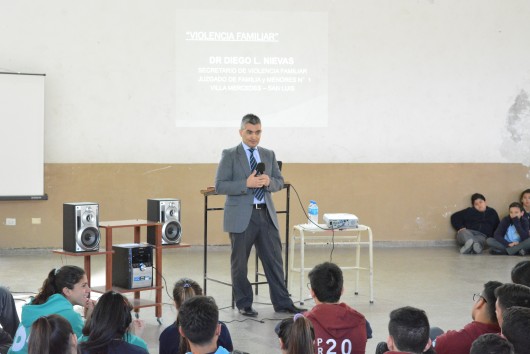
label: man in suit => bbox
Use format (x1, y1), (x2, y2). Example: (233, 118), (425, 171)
(215, 114), (303, 317)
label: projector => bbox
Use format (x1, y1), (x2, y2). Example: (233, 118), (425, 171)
(323, 213), (359, 229)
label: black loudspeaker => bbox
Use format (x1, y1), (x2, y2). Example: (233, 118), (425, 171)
(63, 202), (100, 252)
(112, 244), (153, 289)
(147, 199), (182, 245)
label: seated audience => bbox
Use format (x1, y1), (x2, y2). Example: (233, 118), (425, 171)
(501, 306), (530, 354)
(159, 278), (232, 354)
(304, 262), (368, 354)
(178, 296), (229, 354)
(276, 314), (315, 354)
(511, 260), (530, 287)
(0, 286), (20, 339)
(79, 291), (148, 354)
(376, 306), (434, 354)
(487, 202), (530, 255)
(431, 281), (502, 354)
(0, 286), (19, 354)
(27, 314), (77, 354)
(451, 193), (499, 254)
(520, 189), (530, 223)
(470, 333), (514, 354)
(9, 266), (94, 354)
(494, 283), (530, 327)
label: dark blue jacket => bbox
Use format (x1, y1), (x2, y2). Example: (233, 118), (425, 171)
(450, 206), (500, 237)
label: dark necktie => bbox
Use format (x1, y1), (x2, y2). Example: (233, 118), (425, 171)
(249, 149), (264, 201)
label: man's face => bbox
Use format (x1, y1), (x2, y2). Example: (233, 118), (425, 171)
(239, 123), (261, 148)
(473, 199), (487, 212)
(509, 207), (523, 219)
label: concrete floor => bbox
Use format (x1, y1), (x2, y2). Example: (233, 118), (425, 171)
(1, 245), (522, 353)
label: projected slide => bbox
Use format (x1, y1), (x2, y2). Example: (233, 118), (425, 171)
(175, 10), (328, 127)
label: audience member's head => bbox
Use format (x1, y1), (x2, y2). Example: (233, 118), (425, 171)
(276, 314), (315, 354)
(494, 283), (530, 327)
(471, 193), (487, 211)
(511, 261), (530, 287)
(470, 333), (514, 354)
(472, 281), (503, 324)
(178, 296), (221, 352)
(173, 278), (202, 310)
(33, 265), (88, 306)
(172, 278), (204, 353)
(28, 314), (77, 354)
(80, 291), (133, 352)
(509, 202), (524, 217)
(308, 262), (343, 303)
(387, 306), (431, 354)
(520, 189), (530, 211)
(501, 306), (530, 354)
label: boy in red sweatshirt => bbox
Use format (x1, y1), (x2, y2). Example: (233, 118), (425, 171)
(304, 262), (367, 354)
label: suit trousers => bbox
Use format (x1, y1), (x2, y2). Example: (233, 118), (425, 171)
(229, 208), (292, 310)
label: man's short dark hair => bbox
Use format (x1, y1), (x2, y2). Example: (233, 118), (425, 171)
(179, 296), (219, 346)
(471, 193), (486, 205)
(482, 281), (503, 323)
(495, 283), (530, 312)
(501, 306), (530, 353)
(240, 114), (261, 129)
(470, 333), (514, 354)
(511, 261), (530, 287)
(388, 306), (430, 353)
(308, 262), (343, 303)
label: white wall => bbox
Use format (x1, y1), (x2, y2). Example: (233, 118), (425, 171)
(1, 0), (529, 163)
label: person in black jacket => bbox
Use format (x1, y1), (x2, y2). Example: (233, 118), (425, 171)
(451, 193), (500, 254)
(487, 202), (530, 255)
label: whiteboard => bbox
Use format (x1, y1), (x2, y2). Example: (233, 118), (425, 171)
(0, 72), (46, 200)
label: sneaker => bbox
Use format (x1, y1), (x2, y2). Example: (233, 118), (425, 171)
(460, 239), (474, 254)
(472, 242), (483, 254)
(490, 249), (505, 255)
(518, 249), (527, 256)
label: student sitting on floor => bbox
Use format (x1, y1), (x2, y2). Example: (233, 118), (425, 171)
(501, 306), (530, 354)
(487, 202), (530, 255)
(451, 193), (499, 254)
(159, 278), (232, 354)
(8, 266), (95, 354)
(494, 283), (530, 328)
(304, 262), (368, 354)
(0, 286), (20, 354)
(470, 333), (514, 354)
(27, 314), (77, 354)
(520, 189), (530, 224)
(511, 260), (530, 287)
(78, 291), (148, 354)
(375, 306), (435, 354)
(178, 296), (230, 354)
(431, 281), (502, 354)
(276, 314), (315, 354)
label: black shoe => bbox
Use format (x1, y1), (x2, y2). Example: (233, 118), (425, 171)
(276, 305), (307, 314)
(490, 249), (505, 255)
(239, 306), (258, 317)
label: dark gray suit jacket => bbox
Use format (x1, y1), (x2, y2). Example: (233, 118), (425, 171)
(215, 143), (284, 233)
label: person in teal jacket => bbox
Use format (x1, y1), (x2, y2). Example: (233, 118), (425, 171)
(9, 265), (95, 354)
(78, 291), (148, 354)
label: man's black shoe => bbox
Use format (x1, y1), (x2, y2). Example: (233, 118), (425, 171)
(239, 306), (258, 317)
(276, 305), (307, 314)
